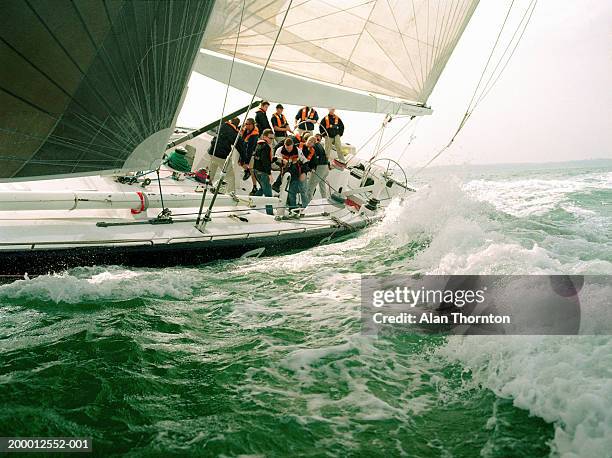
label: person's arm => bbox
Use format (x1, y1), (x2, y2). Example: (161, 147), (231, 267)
(294, 111), (301, 128)
(234, 134), (246, 156)
(338, 118), (345, 137)
(249, 136), (258, 156)
(319, 122), (326, 136)
(274, 146), (284, 163)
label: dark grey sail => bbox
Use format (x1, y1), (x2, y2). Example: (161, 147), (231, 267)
(0, 0), (215, 180)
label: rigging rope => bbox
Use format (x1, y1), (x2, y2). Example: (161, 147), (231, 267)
(198, 0), (295, 227)
(410, 0), (538, 178)
(195, 0), (246, 225)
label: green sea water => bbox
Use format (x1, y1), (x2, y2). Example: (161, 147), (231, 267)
(1, 162), (610, 457)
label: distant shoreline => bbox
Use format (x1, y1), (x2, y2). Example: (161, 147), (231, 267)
(406, 158), (612, 172)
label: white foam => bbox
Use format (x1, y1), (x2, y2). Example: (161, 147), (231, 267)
(388, 171), (612, 457)
(0, 266), (198, 303)
(463, 171), (612, 217)
(438, 336), (612, 457)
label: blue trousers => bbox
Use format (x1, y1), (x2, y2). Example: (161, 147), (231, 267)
(254, 171), (274, 215)
(287, 178), (309, 209)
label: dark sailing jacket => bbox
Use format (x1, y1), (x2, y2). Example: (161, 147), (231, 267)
(255, 109), (271, 132)
(319, 114), (344, 138)
(311, 142), (328, 167)
(271, 112), (289, 137)
(253, 140), (274, 175)
(294, 107), (319, 131)
(208, 121), (245, 160)
(240, 126), (259, 163)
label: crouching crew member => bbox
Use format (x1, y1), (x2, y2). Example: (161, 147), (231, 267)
(306, 135), (330, 198)
(271, 104), (292, 144)
(255, 101), (272, 133)
(252, 129), (276, 215)
(319, 108), (345, 163)
(275, 138), (310, 210)
(294, 106), (318, 135)
(240, 118), (260, 195)
(207, 117), (245, 193)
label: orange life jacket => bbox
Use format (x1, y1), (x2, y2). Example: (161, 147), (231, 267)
(303, 144), (315, 161)
(225, 120), (239, 132)
(324, 114), (339, 129)
(300, 107), (317, 121)
(272, 113), (287, 128)
(242, 126), (259, 142)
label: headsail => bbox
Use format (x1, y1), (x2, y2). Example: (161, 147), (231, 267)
(200, 0), (479, 110)
(0, 0), (214, 180)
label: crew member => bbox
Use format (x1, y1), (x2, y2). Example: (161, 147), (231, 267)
(294, 106), (318, 135)
(240, 118), (260, 194)
(207, 117), (245, 193)
(255, 101), (272, 133)
(274, 138), (310, 210)
(306, 135), (330, 198)
(252, 128), (276, 215)
(271, 104), (292, 144)
(319, 108), (345, 163)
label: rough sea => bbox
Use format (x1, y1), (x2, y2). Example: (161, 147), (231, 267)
(1, 161), (610, 457)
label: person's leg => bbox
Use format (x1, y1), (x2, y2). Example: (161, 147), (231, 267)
(207, 156), (220, 182)
(324, 136), (332, 160)
(262, 177), (274, 216)
(334, 135), (345, 162)
(307, 170), (318, 198)
(256, 172), (274, 215)
(298, 180), (309, 208)
(223, 150), (237, 193)
(287, 180), (298, 209)
(317, 165), (329, 198)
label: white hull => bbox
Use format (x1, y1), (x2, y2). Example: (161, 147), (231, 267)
(0, 153), (410, 277)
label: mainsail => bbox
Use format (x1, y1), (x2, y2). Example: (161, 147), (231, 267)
(0, 0), (214, 180)
(199, 0), (479, 112)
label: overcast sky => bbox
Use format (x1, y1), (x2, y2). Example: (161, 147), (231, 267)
(178, 0), (612, 167)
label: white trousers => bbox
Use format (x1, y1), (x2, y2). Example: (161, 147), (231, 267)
(324, 135), (345, 162)
(207, 153), (236, 193)
(308, 164), (330, 198)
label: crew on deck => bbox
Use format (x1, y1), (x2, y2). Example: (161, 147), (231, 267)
(201, 104), (346, 212)
(240, 117), (260, 195)
(252, 128), (276, 215)
(294, 106), (318, 135)
(307, 134), (330, 198)
(271, 104), (292, 144)
(320, 108), (345, 163)
(207, 117), (245, 193)
(255, 101), (272, 133)
(275, 137), (310, 210)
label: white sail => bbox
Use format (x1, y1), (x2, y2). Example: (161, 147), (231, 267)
(201, 0), (479, 108)
(195, 50), (433, 116)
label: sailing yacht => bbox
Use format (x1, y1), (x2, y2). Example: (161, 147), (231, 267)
(0, 0), (479, 277)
